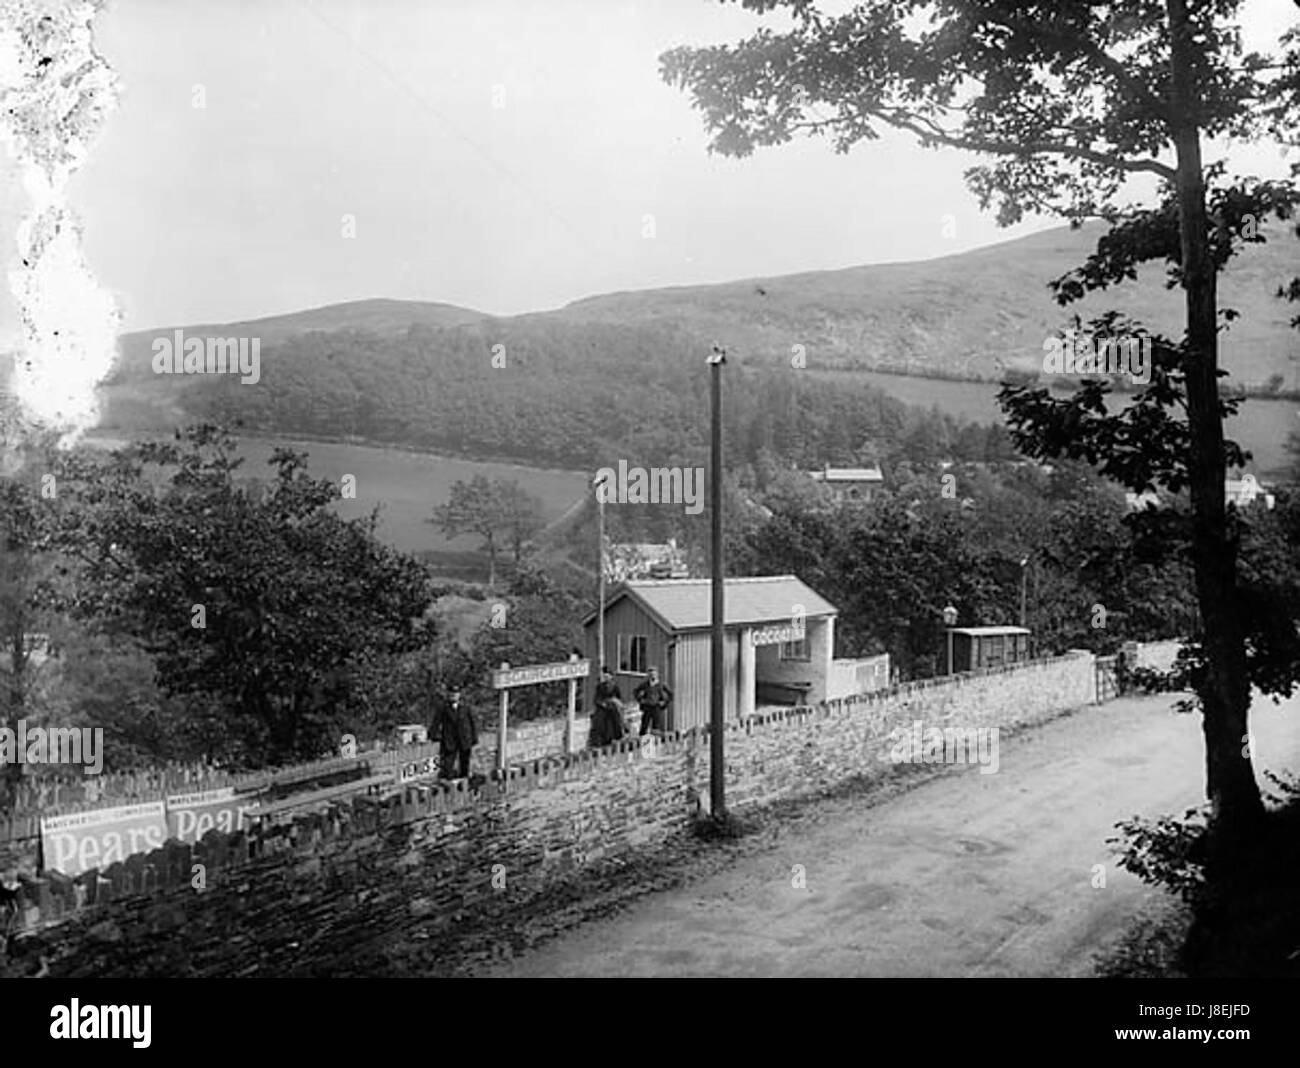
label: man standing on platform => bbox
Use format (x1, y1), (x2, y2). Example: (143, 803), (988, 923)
(431, 686), (477, 780)
(633, 666), (673, 736)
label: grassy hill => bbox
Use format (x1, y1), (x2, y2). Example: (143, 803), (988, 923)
(553, 221), (1300, 389)
(84, 219), (1300, 481)
(105, 220), (1300, 396)
(112, 297), (484, 364)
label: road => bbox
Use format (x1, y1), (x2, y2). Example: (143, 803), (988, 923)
(477, 690), (1300, 977)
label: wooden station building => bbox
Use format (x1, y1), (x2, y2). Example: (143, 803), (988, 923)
(581, 575), (840, 730)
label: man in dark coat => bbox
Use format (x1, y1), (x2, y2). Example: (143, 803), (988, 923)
(431, 686), (477, 779)
(590, 667), (625, 748)
(633, 666), (673, 735)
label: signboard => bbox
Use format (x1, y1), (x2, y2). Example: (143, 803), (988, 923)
(41, 801), (169, 878)
(398, 756), (438, 783)
(750, 622), (806, 647)
(492, 659), (590, 689)
(166, 787), (261, 844)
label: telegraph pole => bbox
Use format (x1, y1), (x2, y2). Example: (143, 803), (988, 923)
(708, 344), (726, 819)
(593, 472), (608, 671)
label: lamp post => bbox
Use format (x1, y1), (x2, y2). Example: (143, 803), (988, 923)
(942, 604), (958, 675)
(1019, 555), (1029, 629)
(593, 472), (609, 672)
(708, 343), (727, 820)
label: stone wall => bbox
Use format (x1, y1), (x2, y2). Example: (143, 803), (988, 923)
(481, 705), (639, 765)
(0, 652), (1095, 977)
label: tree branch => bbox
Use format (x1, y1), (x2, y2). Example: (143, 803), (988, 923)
(883, 110), (1177, 180)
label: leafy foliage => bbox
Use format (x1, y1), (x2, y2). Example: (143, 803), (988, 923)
(439, 564), (588, 725)
(43, 425), (438, 766)
(1109, 807), (1211, 906)
(431, 475), (545, 587)
(732, 459), (1197, 676)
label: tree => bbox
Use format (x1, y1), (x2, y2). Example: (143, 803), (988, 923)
(451, 564), (587, 722)
(661, 0), (1300, 849)
(1284, 428), (1300, 487)
(494, 479), (546, 567)
(48, 425), (437, 766)
(0, 478), (41, 723)
(0, 430), (63, 796)
(431, 475), (505, 587)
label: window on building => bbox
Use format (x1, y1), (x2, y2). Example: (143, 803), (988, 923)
(618, 634), (648, 674)
(780, 636), (810, 661)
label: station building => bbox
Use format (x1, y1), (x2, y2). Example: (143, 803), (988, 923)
(581, 575), (888, 730)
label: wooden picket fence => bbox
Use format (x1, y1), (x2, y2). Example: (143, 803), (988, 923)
(0, 742), (445, 845)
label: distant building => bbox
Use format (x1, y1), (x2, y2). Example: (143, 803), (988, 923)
(1125, 477), (1275, 512)
(1224, 477), (1275, 510)
(603, 538), (690, 582)
(807, 464), (885, 501)
(938, 461), (1054, 475)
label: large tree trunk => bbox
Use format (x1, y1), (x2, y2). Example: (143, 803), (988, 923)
(1166, 0), (1264, 838)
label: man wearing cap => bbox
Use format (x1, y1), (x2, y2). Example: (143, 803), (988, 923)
(633, 666), (673, 736)
(431, 686), (477, 780)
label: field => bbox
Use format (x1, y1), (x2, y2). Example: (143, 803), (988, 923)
(84, 432), (591, 557)
(812, 369), (1299, 478)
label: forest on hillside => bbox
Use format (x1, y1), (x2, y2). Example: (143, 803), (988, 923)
(108, 318), (1019, 474)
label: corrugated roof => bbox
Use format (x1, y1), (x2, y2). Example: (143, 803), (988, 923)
(951, 626), (1030, 636)
(584, 575), (837, 632)
(808, 466), (884, 482)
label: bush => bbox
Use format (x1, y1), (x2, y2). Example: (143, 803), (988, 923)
(1108, 806), (1210, 904)
(1109, 774), (1300, 976)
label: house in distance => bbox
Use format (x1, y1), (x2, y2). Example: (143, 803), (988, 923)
(806, 464), (885, 502)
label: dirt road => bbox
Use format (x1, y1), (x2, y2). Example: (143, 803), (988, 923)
(477, 691), (1300, 977)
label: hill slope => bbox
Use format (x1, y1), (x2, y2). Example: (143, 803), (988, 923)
(107, 297), (485, 383)
(552, 222), (1300, 388)
(108, 221), (1300, 393)
(87, 221), (1300, 478)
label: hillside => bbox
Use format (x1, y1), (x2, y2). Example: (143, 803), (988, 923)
(106, 221), (1300, 393)
(553, 222), (1300, 388)
(107, 297), (485, 384)
(84, 219), (1300, 478)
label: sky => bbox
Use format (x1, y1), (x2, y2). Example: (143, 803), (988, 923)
(9, 0), (1300, 336)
